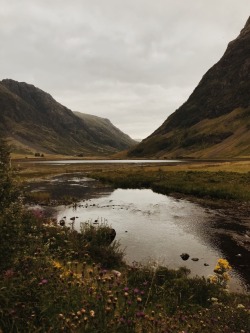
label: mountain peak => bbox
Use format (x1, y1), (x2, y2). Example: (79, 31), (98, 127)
(244, 16), (250, 28)
(236, 16), (250, 39)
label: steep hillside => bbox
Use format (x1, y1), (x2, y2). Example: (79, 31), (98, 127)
(129, 17), (250, 159)
(74, 112), (136, 151)
(0, 79), (136, 156)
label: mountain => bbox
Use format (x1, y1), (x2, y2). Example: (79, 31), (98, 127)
(0, 79), (136, 156)
(129, 17), (250, 159)
(73, 111), (136, 152)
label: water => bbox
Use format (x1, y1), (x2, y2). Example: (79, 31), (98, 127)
(53, 182), (245, 292)
(31, 159), (183, 165)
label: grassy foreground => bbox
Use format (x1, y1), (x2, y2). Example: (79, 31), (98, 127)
(1, 154), (249, 331)
(1, 209), (250, 333)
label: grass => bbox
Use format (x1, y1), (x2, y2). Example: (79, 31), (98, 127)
(90, 168), (250, 202)
(1, 156), (250, 332)
(1, 207), (249, 332)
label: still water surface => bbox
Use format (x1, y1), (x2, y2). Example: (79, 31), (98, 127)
(32, 159), (182, 165)
(50, 176), (245, 292)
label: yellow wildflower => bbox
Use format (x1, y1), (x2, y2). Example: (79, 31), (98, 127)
(52, 260), (62, 269)
(217, 259), (231, 270)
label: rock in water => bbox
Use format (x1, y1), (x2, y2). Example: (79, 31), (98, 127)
(180, 253), (190, 261)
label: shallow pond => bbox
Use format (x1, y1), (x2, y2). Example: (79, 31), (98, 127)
(27, 174), (248, 292)
(26, 173), (249, 291)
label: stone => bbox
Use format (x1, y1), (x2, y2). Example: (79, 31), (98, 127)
(180, 253), (190, 261)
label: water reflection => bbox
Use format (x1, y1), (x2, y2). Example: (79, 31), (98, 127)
(56, 186), (245, 292)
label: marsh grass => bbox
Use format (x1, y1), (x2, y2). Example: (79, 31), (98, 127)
(91, 169), (250, 201)
(26, 191), (51, 203)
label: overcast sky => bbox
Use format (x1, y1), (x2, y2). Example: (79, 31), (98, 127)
(1, 1), (249, 139)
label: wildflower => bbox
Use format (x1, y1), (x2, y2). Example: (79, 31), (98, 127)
(208, 275), (217, 284)
(237, 304), (245, 309)
(52, 260), (62, 269)
(4, 269), (14, 279)
(210, 297), (218, 303)
(90, 310), (95, 317)
(133, 288), (139, 294)
(217, 258), (232, 270)
(38, 279), (48, 285)
(136, 311), (145, 318)
(137, 297), (142, 303)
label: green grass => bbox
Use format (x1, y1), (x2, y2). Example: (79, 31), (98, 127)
(90, 169), (250, 202)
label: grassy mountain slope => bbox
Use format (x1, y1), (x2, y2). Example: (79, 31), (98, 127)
(129, 17), (250, 159)
(0, 79), (136, 156)
(74, 111), (136, 151)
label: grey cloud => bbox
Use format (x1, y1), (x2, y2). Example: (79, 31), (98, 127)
(1, 0), (250, 138)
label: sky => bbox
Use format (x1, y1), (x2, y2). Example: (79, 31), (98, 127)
(1, 1), (250, 139)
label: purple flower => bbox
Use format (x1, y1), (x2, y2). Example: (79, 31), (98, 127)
(136, 311), (145, 318)
(123, 287), (129, 292)
(133, 288), (139, 294)
(4, 269), (14, 279)
(39, 279), (48, 285)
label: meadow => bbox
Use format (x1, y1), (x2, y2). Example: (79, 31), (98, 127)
(1, 152), (249, 332)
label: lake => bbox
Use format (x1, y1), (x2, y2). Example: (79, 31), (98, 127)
(31, 159), (183, 165)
